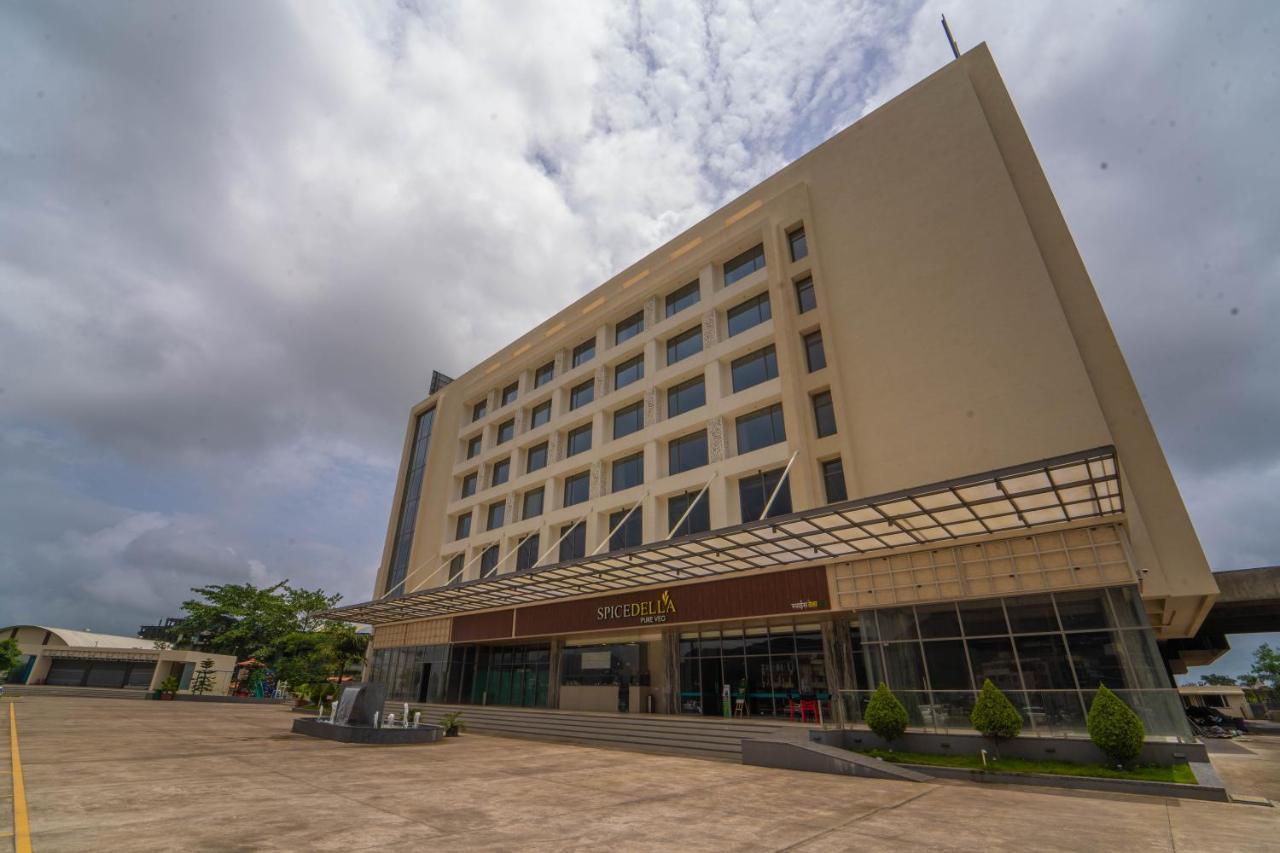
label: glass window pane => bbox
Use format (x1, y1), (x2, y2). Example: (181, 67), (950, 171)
(875, 607), (917, 642)
(615, 355), (644, 390)
(668, 376), (705, 417)
(768, 627), (795, 656)
(821, 458), (847, 503)
(668, 431), (708, 474)
(530, 401), (551, 428)
(1007, 594), (1059, 633)
(572, 338), (595, 367)
(730, 346), (778, 393)
(1107, 586), (1147, 629)
(665, 280), (699, 317)
(612, 453), (644, 492)
(1066, 631), (1126, 689)
(522, 488), (544, 519)
(788, 228), (807, 261)
(812, 391), (836, 437)
(497, 420), (514, 443)
(564, 472), (590, 506)
(959, 599), (1008, 636)
(923, 640), (971, 690)
(667, 326), (703, 365)
(667, 491), (710, 537)
(744, 628), (770, 656)
(534, 362), (555, 388)
(567, 425), (592, 456)
(882, 642), (927, 692)
(570, 380), (594, 410)
(965, 636), (1020, 691)
(1054, 590), (1109, 630)
(804, 330), (826, 371)
(724, 244), (765, 285)
(736, 403), (786, 453)
(1014, 634), (1076, 690)
(615, 311), (643, 344)
(527, 443), (548, 473)
(916, 603), (961, 639)
(727, 293), (771, 337)
(613, 402), (644, 439)
(795, 276), (816, 313)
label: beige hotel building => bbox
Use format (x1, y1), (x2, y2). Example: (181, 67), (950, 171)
(329, 45), (1218, 739)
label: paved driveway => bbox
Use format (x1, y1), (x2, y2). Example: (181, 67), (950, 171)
(2, 697), (1277, 851)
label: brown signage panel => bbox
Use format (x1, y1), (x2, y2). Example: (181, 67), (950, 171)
(452, 608), (514, 643)
(514, 566), (829, 637)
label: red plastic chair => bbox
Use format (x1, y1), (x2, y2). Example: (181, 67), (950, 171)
(800, 699), (819, 722)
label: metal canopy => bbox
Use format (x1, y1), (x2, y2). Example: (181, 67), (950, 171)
(323, 446), (1123, 625)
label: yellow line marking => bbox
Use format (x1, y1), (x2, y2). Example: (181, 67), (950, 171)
(543, 320), (566, 338)
(724, 199), (762, 225)
(580, 296), (605, 315)
(669, 236), (702, 259)
(620, 269), (649, 289)
(9, 704), (32, 853)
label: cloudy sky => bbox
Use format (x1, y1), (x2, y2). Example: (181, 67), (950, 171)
(1, 1), (1276, 680)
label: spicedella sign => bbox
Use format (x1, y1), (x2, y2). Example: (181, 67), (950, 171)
(596, 589), (677, 625)
(512, 566), (830, 637)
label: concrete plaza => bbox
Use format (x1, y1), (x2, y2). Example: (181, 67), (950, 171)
(2, 697), (1277, 852)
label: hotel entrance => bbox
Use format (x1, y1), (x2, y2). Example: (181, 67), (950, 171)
(678, 620), (831, 721)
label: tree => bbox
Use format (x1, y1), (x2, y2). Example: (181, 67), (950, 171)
(0, 638), (23, 680)
(970, 679), (1022, 753)
(1249, 644), (1280, 699)
(1199, 673), (1238, 687)
(189, 659), (217, 695)
(268, 623), (369, 700)
(864, 682), (909, 744)
(1087, 685), (1145, 766)
(176, 581), (340, 664)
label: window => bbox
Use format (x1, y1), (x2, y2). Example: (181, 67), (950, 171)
(666, 326), (702, 365)
(736, 403), (786, 453)
(724, 244), (765, 285)
(501, 382), (518, 407)
(668, 430), (708, 474)
(615, 311), (644, 344)
(614, 401), (644, 439)
(739, 467), (792, 521)
(455, 513), (472, 540)
(466, 435), (482, 459)
(559, 521), (586, 561)
(497, 419), (515, 444)
(491, 457), (511, 486)
(788, 227), (807, 261)
(534, 361), (555, 388)
(730, 345), (778, 392)
(570, 379), (594, 410)
(614, 355), (643, 390)
(668, 490), (710, 537)
(526, 442), (548, 473)
(612, 452), (644, 492)
(448, 553), (465, 585)
(460, 471), (478, 498)
(472, 400), (487, 422)
(572, 338), (596, 368)
(667, 375), (705, 417)
(564, 471), (590, 506)
(486, 501), (505, 530)
(516, 534), (540, 571)
(665, 280), (700, 318)
(530, 400), (551, 429)
(608, 507), (643, 551)
(821, 458), (847, 503)
(803, 330), (826, 372)
(727, 293), (771, 337)
(567, 424), (592, 456)
(812, 390), (837, 437)
(479, 545), (499, 576)
(795, 276), (816, 313)
(522, 487), (545, 519)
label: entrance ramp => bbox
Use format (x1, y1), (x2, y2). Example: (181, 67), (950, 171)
(389, 702), (804, 761)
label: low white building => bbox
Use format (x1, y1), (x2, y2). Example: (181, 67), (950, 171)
(2, 625), (236, 695)
(1178, 685), (1253, 720)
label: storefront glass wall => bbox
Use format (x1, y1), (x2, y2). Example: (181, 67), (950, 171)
(678, 621), (829, 718)
(845, 585), (1192, 740)
(368, 644), (450, 703)
(369, 642), (550, 707)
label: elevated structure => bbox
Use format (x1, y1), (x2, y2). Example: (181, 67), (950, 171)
(328, 44), (1218, 742)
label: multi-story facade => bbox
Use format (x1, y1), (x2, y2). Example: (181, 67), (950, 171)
(328, 45), (1218, 739)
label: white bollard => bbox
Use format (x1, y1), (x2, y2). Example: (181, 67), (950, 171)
(373, 711), (380, 729)
(386, 713), (396, 727)
(412, 711), (421, 729)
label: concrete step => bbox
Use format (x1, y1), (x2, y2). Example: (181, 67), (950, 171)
(4, 685), (150, 700)
(384, 702), (798, 760)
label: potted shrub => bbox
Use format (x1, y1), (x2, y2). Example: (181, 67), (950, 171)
(1087, 684), (1145, 767)
(864, 683), (908, 747)
(158, 676), (180, 700)
(970, 678), (1022, 757)
(440, 711), (466, 737)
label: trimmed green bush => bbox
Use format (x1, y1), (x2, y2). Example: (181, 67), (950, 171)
(865, 682), (909, 743)
(1087, 684), (1145, 765)
(970, 678), (1023, 750)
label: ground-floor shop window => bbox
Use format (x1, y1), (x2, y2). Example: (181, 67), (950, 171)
(678, 622), (829, 719)
(848, 585), (1192, 740)
(445, 643), (550, 708)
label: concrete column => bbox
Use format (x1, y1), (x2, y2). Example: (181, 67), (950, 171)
(546, 637), (565, 709)
(822, 616), (858, 726)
